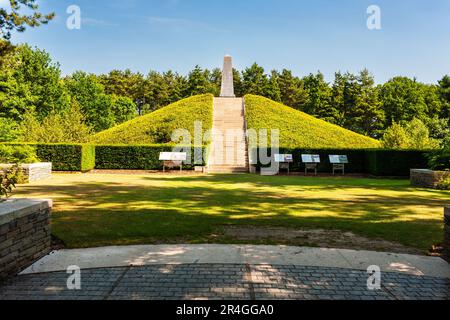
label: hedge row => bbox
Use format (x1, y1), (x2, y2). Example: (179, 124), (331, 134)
(2, 143), (431, 176)
(3, 143), (95, 172)
(253, 148), (430, 176)
(95, 145), (207, 170)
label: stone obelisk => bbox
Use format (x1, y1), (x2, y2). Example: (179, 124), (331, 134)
(220, 55), (235, 97)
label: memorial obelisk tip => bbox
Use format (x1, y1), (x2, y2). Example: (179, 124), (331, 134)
(220, 55), (235, 97)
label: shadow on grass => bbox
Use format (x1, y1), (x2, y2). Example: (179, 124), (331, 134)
(140, 174), (450, 197)
(14, 175), (448, 251)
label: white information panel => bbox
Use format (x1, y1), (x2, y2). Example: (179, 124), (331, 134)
(301, 154), (321, 163)
(159, 152), (187, 161)
(329, 155), (349, 164)
(274, 154), (293, 163)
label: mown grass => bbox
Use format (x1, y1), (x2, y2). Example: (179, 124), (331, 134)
(91, 94), (213, 145)
(13, 173), (449, 252)
(245, 95), (381, 149)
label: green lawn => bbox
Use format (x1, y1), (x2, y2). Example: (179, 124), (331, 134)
(13, 173), (450, 252)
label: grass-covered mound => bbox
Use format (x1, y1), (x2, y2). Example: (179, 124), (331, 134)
(91, 94), (214, 145)
(245, 95), (381, 148)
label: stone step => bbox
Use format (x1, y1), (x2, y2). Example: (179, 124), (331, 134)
(210, 97), (248, 172)
(211, 141), (246, 145)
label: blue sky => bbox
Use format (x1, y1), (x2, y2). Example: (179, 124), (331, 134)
(4, 0), (450, 83)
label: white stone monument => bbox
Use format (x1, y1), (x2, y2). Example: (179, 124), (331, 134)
(220, 55), (235, 97)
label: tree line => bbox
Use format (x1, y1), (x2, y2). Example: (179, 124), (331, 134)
(0, 41), (449, 148)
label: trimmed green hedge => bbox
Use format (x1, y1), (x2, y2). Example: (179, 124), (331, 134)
(95, 145), (207, 170)
(253, 148), (430, 176)
(35, 144), (95, 172)
(1, 142), (430, 176)
(365, 150), (429, 176)
(3, 143), (95, 172)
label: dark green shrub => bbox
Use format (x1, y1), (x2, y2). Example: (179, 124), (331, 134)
(4, 143), (95, 171)
(252, 147), (429, 176)
(95, 145), (206, 170)
(254, 147), (367, 173)
(426, 140), (450, 171)
(366, 150), (429, 176)
(35, 144), (95, 172)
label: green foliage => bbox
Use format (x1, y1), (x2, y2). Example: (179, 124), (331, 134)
(380, 77), (443, 127)
(427, 138), (450, 171)
(0, 164), (20, 199)
(5, 143), (95, 171)
(253, 147), (428, 176)
(0, 0), (54, 40)
(0, 117), (20, 142)
(436, 176), (450, 190)
(0, 144), (38, 163)
(382, 118), (440, 149)
(365, 149), (429, 176)
(331, 70), (384, 137)
(302, 72), (333, 120)
(186, 66), (218, 96)
(264, 70), (282, 102)
(95, 145), (206, 170)
(64, 71), (116, 132)
(276, 69), (308, 110)
(91, 94), (214, 145)
(19, 102), (92, 143)
(242, 63), (270, 96)
(438, 75), (450, 118)
(110, 95), (136, 124)
(0, 40), (15, 68)
(254, 147), (367, 173)
(99, 69), (144, 102)
(0, 44), (70, 122)
(143, 70), (188, 114)
(245, 95), (381, 149)
(34, 143), (95, 172)
(81, 144), (96, 172)
(424, 116), (450, 141)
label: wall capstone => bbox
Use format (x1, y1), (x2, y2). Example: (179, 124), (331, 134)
(0, 199), (52, 281)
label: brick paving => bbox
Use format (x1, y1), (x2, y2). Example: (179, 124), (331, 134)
(0, 264), (449, 300)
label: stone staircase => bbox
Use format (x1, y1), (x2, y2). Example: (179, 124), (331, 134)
(208, 98), (249, 174)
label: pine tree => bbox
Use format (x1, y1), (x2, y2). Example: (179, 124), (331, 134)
(277, 69), (307, 110)
(0, 0), (54, 40)
(303, 72), (333, 120)
(241, 63), (269, 96)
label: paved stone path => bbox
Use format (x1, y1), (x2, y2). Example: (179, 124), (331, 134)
(1, 264), (449, 300)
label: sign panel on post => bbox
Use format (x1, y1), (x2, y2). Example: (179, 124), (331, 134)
(274, 154), (293, 163)
(301, 154), (321, 163)
(159, 152), (187, 161)
(329, 155), (349, 164)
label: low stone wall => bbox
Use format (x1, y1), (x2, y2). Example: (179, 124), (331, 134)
(444, 207), (450, 263)
(0, 162), (52, 183)
(0, 199), (52, 281)
(410, 169), (450, 189)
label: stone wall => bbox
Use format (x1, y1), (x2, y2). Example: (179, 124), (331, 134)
(0, 163), (52, 183)
(410, 169), (450, 189)
(0, 199), (52, 281)
(444, 207), (450, 263)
